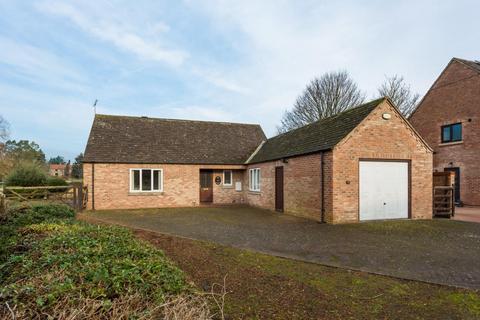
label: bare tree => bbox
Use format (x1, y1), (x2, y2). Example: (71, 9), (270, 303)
(378, 75), (420, 117)
(0, 116), (9, 142)
(277, 71), (365, 133)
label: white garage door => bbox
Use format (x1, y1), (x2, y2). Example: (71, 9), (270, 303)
(359, 161), (409, 221)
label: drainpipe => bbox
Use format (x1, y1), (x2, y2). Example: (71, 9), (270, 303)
(320, 152), (325, 223)
(91, 163), (95, 211)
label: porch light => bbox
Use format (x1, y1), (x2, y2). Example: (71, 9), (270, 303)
(382, 113), (391, 120)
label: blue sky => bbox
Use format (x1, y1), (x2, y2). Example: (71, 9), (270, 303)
(0, 0), (479, 161)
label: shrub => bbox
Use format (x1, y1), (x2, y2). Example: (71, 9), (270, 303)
(46, 176), (69, 186)
(0, 219), (188, 319)
(4, 162), (47, 187)
(5, 203), (75, 227)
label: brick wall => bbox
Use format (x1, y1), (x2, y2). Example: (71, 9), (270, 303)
(410, 60), (480, 205)
(331, 101), (433, 223)
(245, 152), (332, 221)
(83, 163), (246, 210)
(211, 170), (246, 204)
(82, 102), (433, 223)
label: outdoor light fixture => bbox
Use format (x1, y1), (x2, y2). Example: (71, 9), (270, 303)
(382, 113), (392, 120)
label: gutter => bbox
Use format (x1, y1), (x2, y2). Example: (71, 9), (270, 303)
(320, 151), (325, 223)
(91, 163), (95, 210)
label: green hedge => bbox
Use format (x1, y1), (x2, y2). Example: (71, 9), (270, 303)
(5, 162), (47, 187)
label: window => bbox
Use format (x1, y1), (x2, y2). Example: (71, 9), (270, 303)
(223, 170), (232, 186)
(441, 123), (462, 143)
(249, 168), (260, 191)
(130, 169), (163, 192)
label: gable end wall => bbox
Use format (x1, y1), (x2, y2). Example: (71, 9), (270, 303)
(331, 101), (433, 223)
(410, 60), (480, 205)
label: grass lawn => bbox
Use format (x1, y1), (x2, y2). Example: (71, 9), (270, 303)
(132, 228), (480, 320)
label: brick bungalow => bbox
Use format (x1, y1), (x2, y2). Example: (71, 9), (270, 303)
(410, 58), (480, 206)
(84, 97), (433, 223)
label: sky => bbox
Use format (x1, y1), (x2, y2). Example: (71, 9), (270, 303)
(0, 0), (479, 161)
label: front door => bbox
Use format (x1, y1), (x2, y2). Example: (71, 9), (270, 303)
(275, 166), (284, 212)
(444, 167), (460, 203)
(200, 170), (213, 203)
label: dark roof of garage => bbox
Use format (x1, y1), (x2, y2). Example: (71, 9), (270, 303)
(84, 115), (266, 164)
(248, 98), (385, 164)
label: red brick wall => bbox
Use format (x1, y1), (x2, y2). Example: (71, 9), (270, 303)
(83, 164), (246, 210)
(331, 101), (433, 223)
(245, 152), (332, 221)
(410, 60), (480, 205)
(211, 170), (246, 204)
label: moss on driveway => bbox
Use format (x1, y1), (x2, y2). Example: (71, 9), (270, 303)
(82, 206), (480, 289)
(130, 228), (480, 319)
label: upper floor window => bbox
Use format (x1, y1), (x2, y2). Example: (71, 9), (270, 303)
(130, 169), (163, 192)
(249, 168), (260, 192)
(441, 123), (462, 143)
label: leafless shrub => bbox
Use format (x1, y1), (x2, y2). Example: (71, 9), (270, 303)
(0, 276), (229, 320)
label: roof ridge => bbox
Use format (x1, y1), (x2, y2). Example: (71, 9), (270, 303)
(271, 97), (386, 140)
(95, 113), (262, 127)
(452, 57), (480, 73)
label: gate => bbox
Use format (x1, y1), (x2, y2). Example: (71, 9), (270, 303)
(433, 172), (455, 217)
(3, 184), (88, 211)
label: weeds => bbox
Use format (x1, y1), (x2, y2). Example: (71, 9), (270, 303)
(0, 203), (220, 320)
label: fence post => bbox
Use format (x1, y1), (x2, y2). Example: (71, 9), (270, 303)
(78, 185), (83, 211)
(0, 194), (6, 220)
(73, 185), (78, 210)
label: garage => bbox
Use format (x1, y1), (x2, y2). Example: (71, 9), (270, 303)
(359, 161), (409, 221)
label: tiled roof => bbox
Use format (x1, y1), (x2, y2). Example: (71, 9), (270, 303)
(84, 115), (266, 164)
(248, 98), (385, 164)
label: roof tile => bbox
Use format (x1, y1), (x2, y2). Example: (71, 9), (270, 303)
(248, 98), (385, 163)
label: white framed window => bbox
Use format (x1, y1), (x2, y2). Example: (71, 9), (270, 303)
(130, 169), (163, 192)
(249, 168), (260, 192)
(223, 170), (232, 186)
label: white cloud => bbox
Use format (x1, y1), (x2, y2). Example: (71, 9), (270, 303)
(0, 36), (88, 91)
(169, 105), (235, 122)
(37, 1), (188, 66)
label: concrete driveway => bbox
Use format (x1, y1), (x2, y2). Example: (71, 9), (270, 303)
(454, 206), (480, 223)
(83, 206), (480, 290)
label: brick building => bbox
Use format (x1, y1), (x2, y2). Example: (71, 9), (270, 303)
(49, 163), (70, 177)
(84, 97), (433, 223)
(410, 58), (480, 206)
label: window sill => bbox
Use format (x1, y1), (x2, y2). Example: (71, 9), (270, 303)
(128, 191), (164, 196)
(248, 190), (261, 195)
(222, 185), (234, 189)
(439, 141), (463, 147)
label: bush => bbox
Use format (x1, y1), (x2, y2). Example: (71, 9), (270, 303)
(5, 203), (75, 227)
(46, 176), (69, 186)
(0, 206), (189, 319)
(4, 162), (47, 187)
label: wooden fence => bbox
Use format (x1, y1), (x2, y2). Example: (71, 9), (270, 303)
(2, 184), (88, 211)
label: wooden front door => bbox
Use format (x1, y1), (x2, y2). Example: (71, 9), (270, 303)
(200, 170), (213, 203)
(444, 167), (460, 203)
(275, 166), (284, 212)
